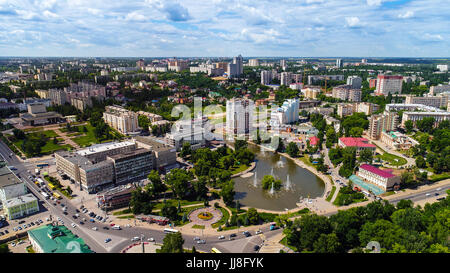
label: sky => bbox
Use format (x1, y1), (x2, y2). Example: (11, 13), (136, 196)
(0, 0), (449, 57)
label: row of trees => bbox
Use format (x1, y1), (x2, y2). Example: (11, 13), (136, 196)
(283, 196), (450, 253)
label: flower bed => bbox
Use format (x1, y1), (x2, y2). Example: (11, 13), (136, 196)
(197, 212), (213, 221)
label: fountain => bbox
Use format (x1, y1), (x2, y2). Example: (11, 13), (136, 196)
(253, 172), (258, 187)
(270, 167), (274, 177)
(276, 160), (285, 168)
(269, 182), (275, 195)
(285, 174), (291, 191)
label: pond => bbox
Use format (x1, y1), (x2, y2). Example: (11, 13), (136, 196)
(233, 143), (325, 211)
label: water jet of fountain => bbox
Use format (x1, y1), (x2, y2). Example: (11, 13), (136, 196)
(285, 174), (291, 190)
(253, 172), (257, 187)
(269, 182), (275, 195)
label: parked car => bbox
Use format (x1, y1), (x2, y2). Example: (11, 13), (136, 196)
(92, 227), (98, 231)
(255, 229), (262, 235)
(253, 245), (260, 251)
(197, 240), (206, 244)
(105, 238), (111, 243)
(193, 237), (200, 241)
(218, 235), (225, 240)
(148, 238), (155, 242)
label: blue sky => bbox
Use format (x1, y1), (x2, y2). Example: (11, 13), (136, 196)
(0, 0), (448, 57)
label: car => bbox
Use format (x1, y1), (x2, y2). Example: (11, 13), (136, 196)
(13, 227), (17, 232)
(18, 220), (25, 224)
(38, 219), (43, 224)
(18, 226), (22, 230)
(79, 221), (84, 225)
(193, 237), (200, 241)
(197, 240), (206, 244)
(255, 229), (262, 235)
(218, 235), (225, 240)
(57, 217), (61, 221)
(75, 214), (79, 218)
(35, 221), (40, 225)
(72, 215), (77, 219)
(92, 227), (98, 231)
(89, 219), (95, 223)
(63, 212), (68, 215)
(103, 226), (109, 230)
(148, 238), (155, 242)
(0, 232), (4, 236)
(253, 245), (260, 251)
(435, 193), (440, 196)
(22, 224), (27, 229)
(105, 238), (111, 243)
(75, 209), (80, 213)
(71, 223), (77, 228)
(4, 230), (8, 234)
(60, 221), (64, 225)
(230, 233), (237, 237)
(426, 193), (431, 196)
(131, 237), (140, 242)
(110, 223), (116, 227)
(30, 222), (35, 226)
(10, 242), (16, 247)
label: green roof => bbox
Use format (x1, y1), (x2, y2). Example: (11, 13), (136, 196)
(27, 224), (92, 253)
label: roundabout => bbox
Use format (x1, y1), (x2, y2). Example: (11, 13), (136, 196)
(188, 207), (222, 226)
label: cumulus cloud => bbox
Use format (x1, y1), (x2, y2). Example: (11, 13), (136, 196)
(345, 17), (361, 27)
(398, 11), (414, 19)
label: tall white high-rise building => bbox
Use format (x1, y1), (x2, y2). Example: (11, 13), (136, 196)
(226, 98), (254, 137)
(227, 54), (244, 78)
(270, 99), (300, 127)
(261, 70), (272, 85)
(280, 72), (292, 86)
(336, 59), (343, 68)
(375, 75), (403, 96)
(249, 59), (260, 67)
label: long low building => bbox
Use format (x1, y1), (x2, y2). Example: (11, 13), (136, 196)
(401, 111), (450, 127)
(28, 224), (92, 253)
(338, 137), (376, 155)
(3, 193), (39, 220)
(356, 164), (401, 192)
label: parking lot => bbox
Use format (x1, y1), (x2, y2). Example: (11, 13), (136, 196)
(0, 210), (52, 240)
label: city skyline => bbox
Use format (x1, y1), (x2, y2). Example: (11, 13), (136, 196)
(0, 0), (449, 57)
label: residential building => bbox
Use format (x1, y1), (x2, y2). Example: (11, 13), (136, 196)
(337, 103), (356, 117)
(261, 70), (272, 85)
(96, 184), (136, 210)
(375, 75), (403, 96)
(270, 99), (299, 127)
(226, 98), (254, 136)
(249, 59), (260, 66)
(404, 95), (448, 109)
(168, 59), (189, 72)
(380, 131), (419, 150)
(346, 76), (362, 89)
(437, 64), (448, 72)
(368, 112), (399, 140)
(332, 85), (361, 102)
(338, 137), (376, 155)
(103, 105), (139, 135)
(70, 97), (92, 111)
(357, 102), (379, 115)
(28, 224), (92, 253)
(401, 111), (450, 127)
(429, 84), (450, 96)
(280, 72), (292, 86)
(336, 59), (343, 68)
(301, 86), (322, 99)
(308, 75), (344, 85)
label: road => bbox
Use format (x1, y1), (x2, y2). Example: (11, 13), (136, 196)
(0, 139), (277, 253)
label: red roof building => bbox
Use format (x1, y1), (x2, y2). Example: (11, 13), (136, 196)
(356, 164), (400, 191)
(338, 137), (376, 155)
(309, 136), (319, 146)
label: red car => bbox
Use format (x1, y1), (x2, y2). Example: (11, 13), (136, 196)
(110, 223), (115, 227)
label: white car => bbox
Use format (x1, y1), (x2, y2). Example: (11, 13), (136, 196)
(71, 223), (77, 228)
(148, 238), (155, 242)
(57, 217), (61, 221)
(218, 235), (225, 240)
(131, 237), (140, 242)
(255, 230), (262, 235)
(10, 242), (16, 247)
(92, 227), (98, 231)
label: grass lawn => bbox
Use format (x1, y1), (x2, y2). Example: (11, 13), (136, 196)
(117, 215), (135, 219)
(279, 237), (298, 252)
(299, 155), (315, 168)
(12, 136), (72, 156)
(112, 208), (132, 215)
(153, 200), (203, 210)
(72, 123), (121, 147)
(376, 153), (407, 166)
(230, 164), (249, 175)
(212, 206), (230, 229)
(192, 224), (205, 229)
(326, 186), (336, 202)
(429, 172), (450, 182)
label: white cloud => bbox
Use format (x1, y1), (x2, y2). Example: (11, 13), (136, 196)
(398, 11), (414, 19)
(345, 17), (361, 27)
(124, 11), (147, 21)
(43, 10), (59, 19)
(366, 0), (383, 6)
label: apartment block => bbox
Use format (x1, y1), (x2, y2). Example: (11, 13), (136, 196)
(103, 105), (139, 135)
(332, 85), (361, 102)
(404, 95), (448, 109)
(375, 75), (403, 96)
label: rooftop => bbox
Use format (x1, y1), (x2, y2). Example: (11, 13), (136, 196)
(27, 224), (92, 253)
(0, 165), (23, 188)
(4, 193), (37, 208)
(339, 137), (376, 148)
(76, 141), (135, 157)
(359, 164), (396, 178)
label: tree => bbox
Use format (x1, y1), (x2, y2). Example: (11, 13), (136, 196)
(415, 156), (427, 169)
(180, 142), (191, 159)
(165, 169), (193, 199)
(246, 208), (260, 225)
(234, 139), (248, 152)
(313, 233), (341, 253)
(289, 214), (332, 251)
(359, 149), (373, 164)
(160, 232), (184, 253)
(146, 170), (167, 197)
(286, 142), (299, 158)
(12, 128), (25, 140)
(405, 120), (414, 133)
(358, 219), (404, 250)
(220, 180), (235, 205)
(416, 117), (435, 133)
(261, 175), (282, 191)
(161, 202), (179, 220)
(391, 208), (425, 232)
